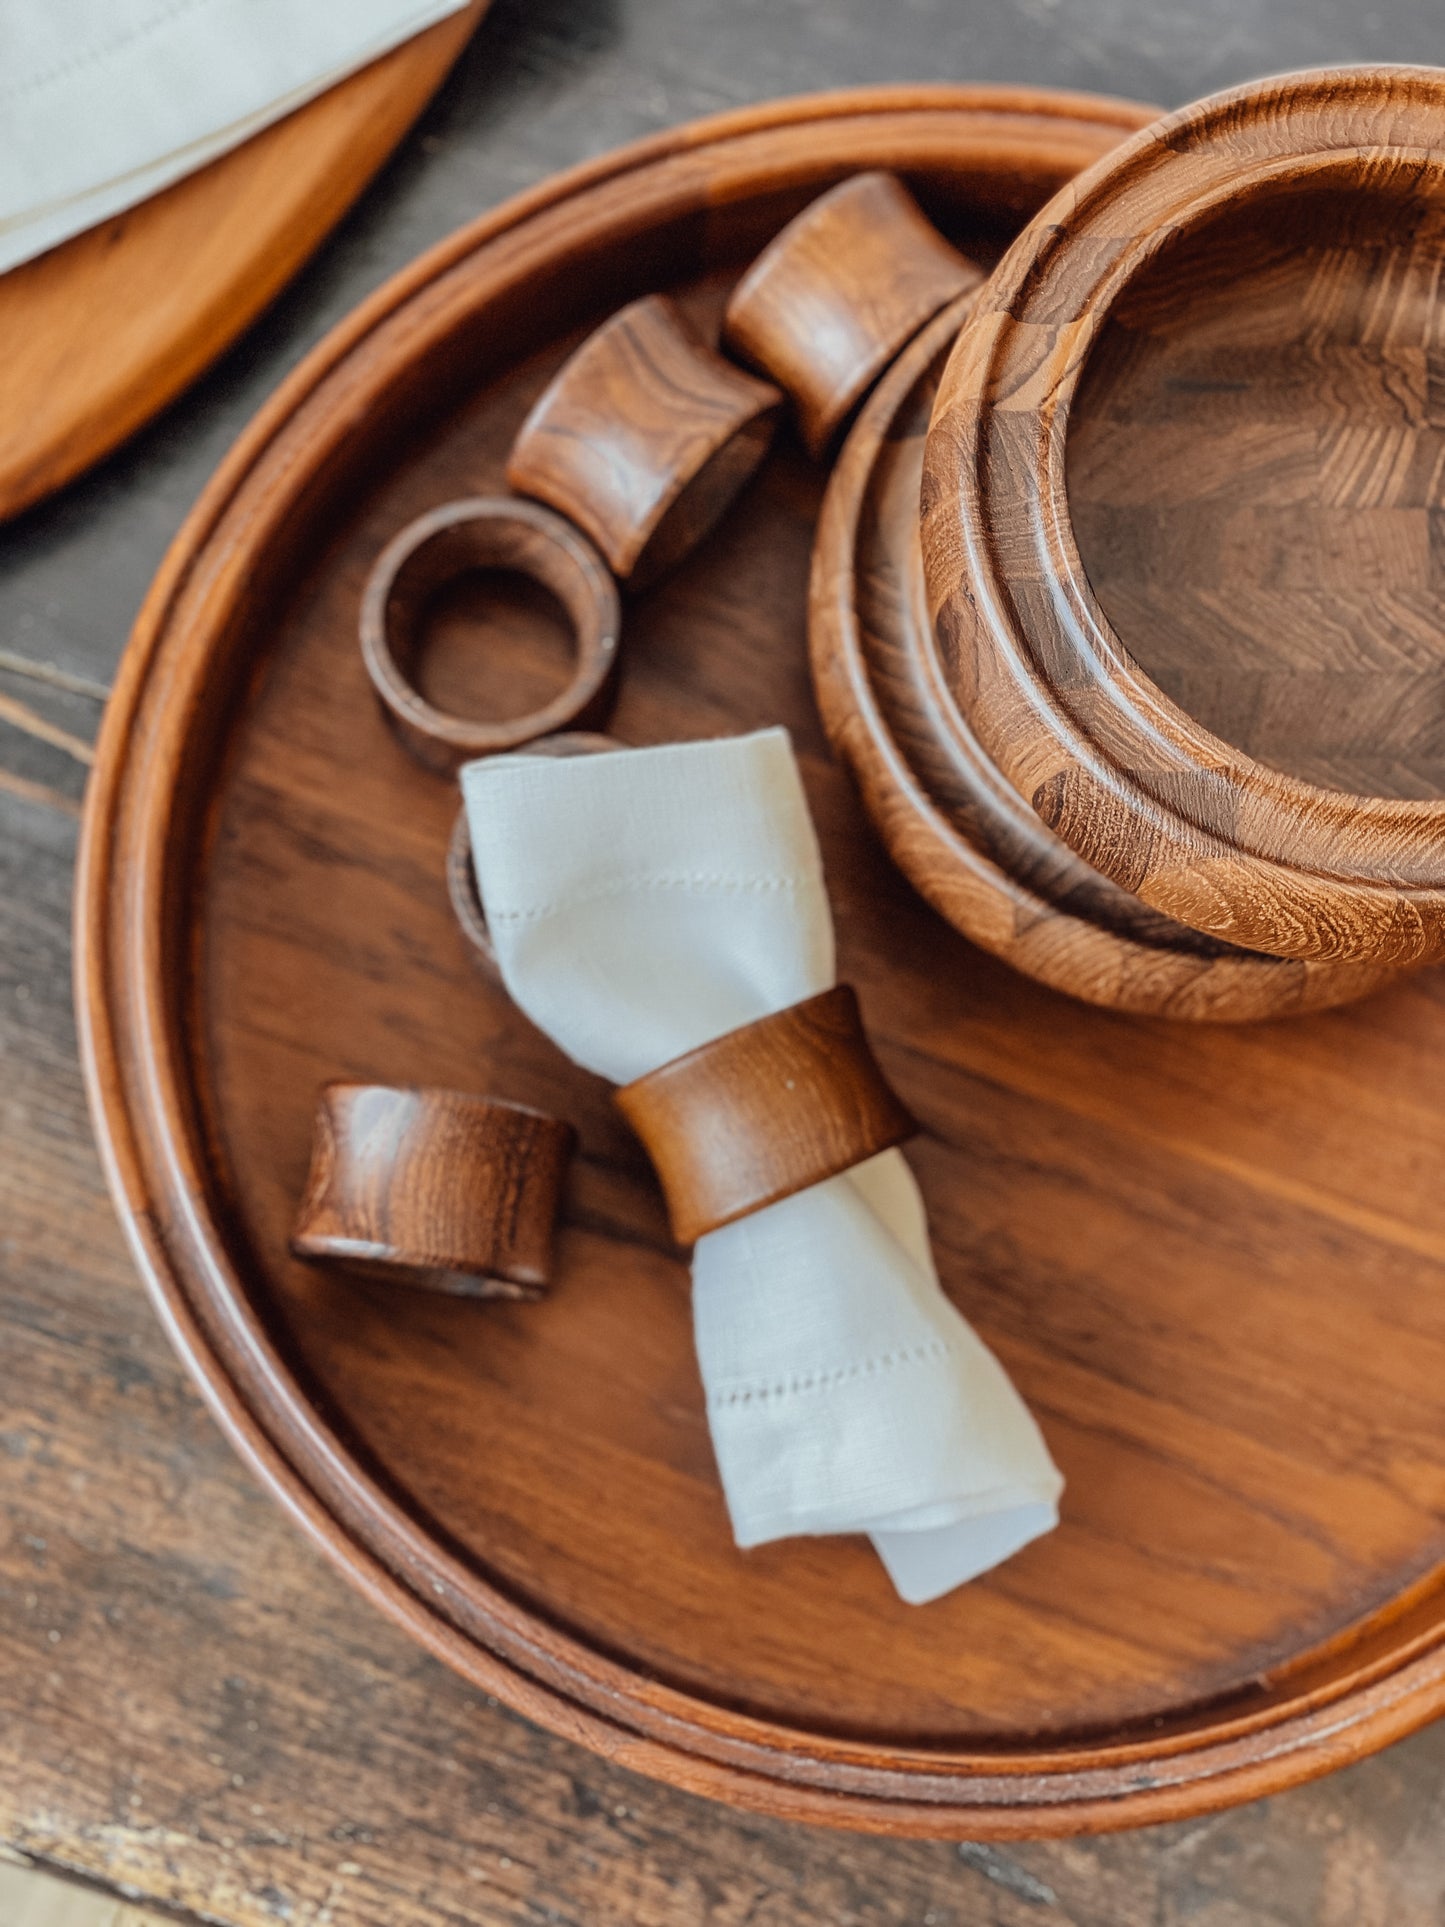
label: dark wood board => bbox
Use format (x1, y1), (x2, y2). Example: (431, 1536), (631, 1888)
(6, 0), (1445, 1918)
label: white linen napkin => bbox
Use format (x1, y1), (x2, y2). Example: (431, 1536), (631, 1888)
(0, 0), (471, 276)
(462, 728), (1062, 1603)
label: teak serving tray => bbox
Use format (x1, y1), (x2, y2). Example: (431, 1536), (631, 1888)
(810, 296), (1398, 1022)
(78, 86), (1445, 1838)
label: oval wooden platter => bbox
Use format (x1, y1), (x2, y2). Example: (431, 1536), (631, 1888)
(78, 86), (1445, 1838)
(0, 1), (486, 522)
(809, 296), (1399, 1022)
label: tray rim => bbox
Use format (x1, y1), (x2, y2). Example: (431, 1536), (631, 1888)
(74, 80), (1445, 1838)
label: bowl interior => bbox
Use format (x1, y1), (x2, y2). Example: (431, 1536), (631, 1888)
(1069, 166), (1445, 800)
(197, 266), (1445, 1751)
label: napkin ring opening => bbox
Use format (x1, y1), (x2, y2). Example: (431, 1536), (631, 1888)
(291, 1083), (575, 1299)
(615, 985), (916, 1245)
(360, 497), (621, 774)
(507, 294), (782, 587)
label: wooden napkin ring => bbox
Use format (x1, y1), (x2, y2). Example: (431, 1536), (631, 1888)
(360, 496), (620, 773)
(291, 1083), (575, 1299)
(723, 171), (984, 458)
(446, 731), (622, 975)
(506, 295), (783, 587)
(615, 985), (916, 1245)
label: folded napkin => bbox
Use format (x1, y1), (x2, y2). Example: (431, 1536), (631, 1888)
(0, 0), (470, 276)
(462, 728), (1062, 1602)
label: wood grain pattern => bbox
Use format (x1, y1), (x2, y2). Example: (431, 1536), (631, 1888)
(507, 295), (782, 585)
(0, 2), (486, 523)
(75, 86), (1445, 1840)
(923, 66), (1445, 969)
(359, 497), (620, 770)
(1069, 161), (1445, 803)
(0, 1861), (170, 1927)
(724, 172), (984, 457)
(291, 1082), (574, 1297)
(616, 986), (915, 1243)
(810, 295), (1397, 1019)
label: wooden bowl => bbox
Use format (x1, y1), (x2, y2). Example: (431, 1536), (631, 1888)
(0, 1), (487, 522)
(78, 86), (1445, 1838)
(810, 295), (1398, 1020)
(924, 66), (1445, 971)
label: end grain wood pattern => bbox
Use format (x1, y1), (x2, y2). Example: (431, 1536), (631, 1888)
(360, 497), (620, 771)
(291, 1083), (574, 1297)
(616, 986), (916, 1244)
(809, 296), (1398, 1019)
(507, 295), (782, 585)
(923, 66), (1445, 969)
(724, 171), (984, 457)
(0, 1), (487, 522)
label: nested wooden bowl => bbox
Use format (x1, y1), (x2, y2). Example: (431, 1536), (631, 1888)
(810, 296), (1398, 1020)
(924, 66), (1445, 972)
(78, 86), (1445, 1838)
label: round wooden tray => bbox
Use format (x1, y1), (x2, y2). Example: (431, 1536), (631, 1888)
(78, 86), (1445, 1839)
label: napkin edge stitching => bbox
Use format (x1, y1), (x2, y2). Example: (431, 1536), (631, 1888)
(488, 871), (804, 925)
(708, 1336), (956, 1409)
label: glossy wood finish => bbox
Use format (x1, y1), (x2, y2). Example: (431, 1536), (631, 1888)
(0, 2), (486, 523)
(447, 732), (621, 974)
(291, 1082), (573, 1298)
(360, 498), (620, 771)
(78, 87), (1445, 1838)
(7, 0), (1445, 1907)
(923, 66), (1445, 970)
(507, 295), (782, 585)
(616, 986), (915, 1243)
(724, 172), (983, 457)
(1068, 155), (1445, 805)
(811, 298), (1397, 1020)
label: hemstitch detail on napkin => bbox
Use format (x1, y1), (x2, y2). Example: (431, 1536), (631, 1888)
(488, 871), (803, 925)
(2, 0), (226, 107)
(709, 1337), (957, 1410)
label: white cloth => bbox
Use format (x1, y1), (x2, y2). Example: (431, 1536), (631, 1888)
(0, 0), (470, 276)
(462, 728), (1063, 1603)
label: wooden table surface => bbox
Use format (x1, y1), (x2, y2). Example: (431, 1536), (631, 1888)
(4, 3), (1444, 1921)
